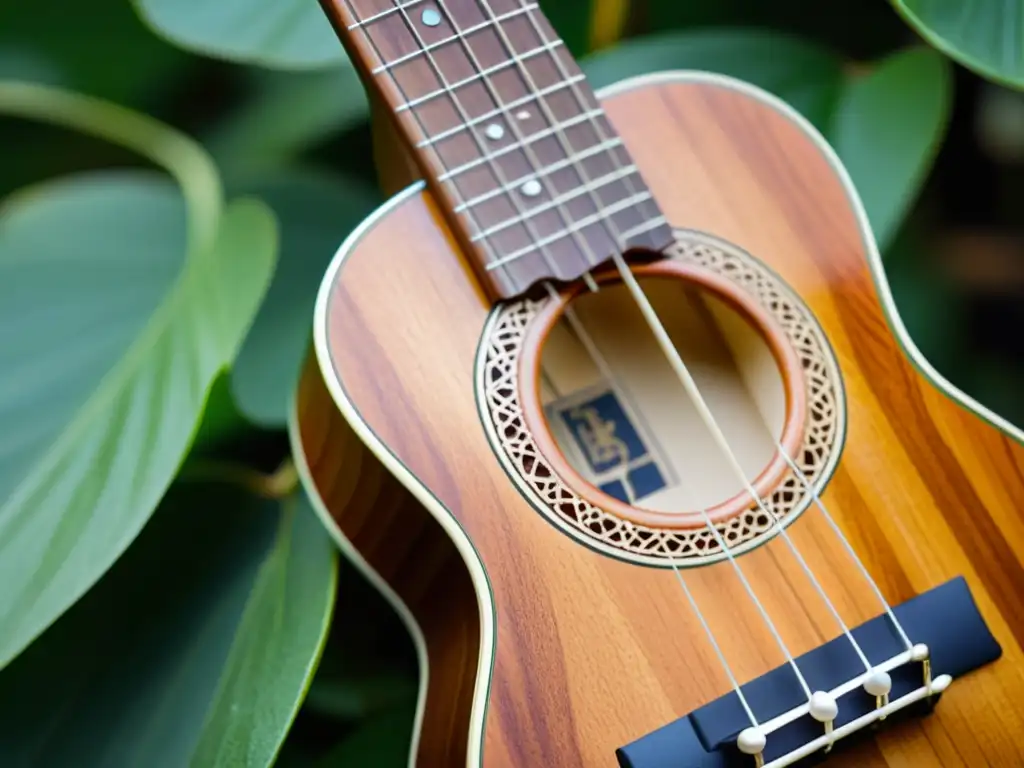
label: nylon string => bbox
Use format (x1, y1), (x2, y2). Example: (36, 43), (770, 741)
(380, 0), (767, 725)
(352, 0), (916, 737)
(389, 0), (612, 291)
(492, 0), (914, 665)
(473, 0), (875, 695)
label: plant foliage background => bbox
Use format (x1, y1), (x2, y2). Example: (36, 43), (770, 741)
(1, 0), (1022, 764)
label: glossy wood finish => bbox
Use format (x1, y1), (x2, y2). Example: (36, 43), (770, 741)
(296, 352), (480, 766)
(297, 75), (1024, 766)
(317, 0), (672, 299)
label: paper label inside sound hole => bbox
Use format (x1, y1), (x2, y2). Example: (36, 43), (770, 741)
(548, 384), (669, 505)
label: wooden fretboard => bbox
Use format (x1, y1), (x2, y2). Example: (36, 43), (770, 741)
(320, 0), (674, 300)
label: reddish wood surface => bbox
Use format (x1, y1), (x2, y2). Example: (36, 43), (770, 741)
(317, 0), (672, 298)
(296, 76), (1024, 766)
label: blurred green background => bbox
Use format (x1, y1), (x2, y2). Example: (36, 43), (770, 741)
(1, 0), (1022, 765)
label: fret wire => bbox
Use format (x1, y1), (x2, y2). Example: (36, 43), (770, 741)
(418, 1), (608, 283)
(340, 0), (503, 270)
(516, 5), (882, 698)
(485, 201), (667, 271)
(526, 4), (888, 696)
(453, 137), (624, 212)
(347, 0), (424, 29)
(408, 73), (585, 134)
(473, 0), (642, 266)
(513, 3), (661, 225)
(470, 165), (645, 242)
(435, 0), (628, 274)
(388, 0), (584, 291)
(436, 108), (606, 181)
(370, 3), (539, 74)
(395, 38), (562, 114)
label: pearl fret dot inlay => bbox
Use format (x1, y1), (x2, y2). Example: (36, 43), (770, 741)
(520, 180), (543, 197)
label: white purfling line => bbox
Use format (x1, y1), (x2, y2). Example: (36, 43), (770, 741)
(396, 39), (563, 114)
(370, 4), (540, 73)
(469, 165), (643, 242)
(347, 0), (425, 28)
(484, 201), (665, 270)
(453, 138), (624, 212)
(437, 107), (604, 181)
(306, 71), (1019, 768)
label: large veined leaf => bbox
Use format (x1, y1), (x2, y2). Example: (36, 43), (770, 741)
(581, 33), (952, 248)
(541, 0), (597, 56)
(314, 707), (416, 767)
(644, 0), (909, 60)
(205, 67), (370, 180)
(892, 0), (1024, 89)
(0, 481), (337, 767)
(831, 47), (952, 253)
(133, 0), (347, 69)
(0, 0), (189, 105)
(582, 30), (846, 130)
(231, 169), (381, 427)
(274, 560), (418, 765)
(0, 82), (276, 669)
(300, 559), (418, 724)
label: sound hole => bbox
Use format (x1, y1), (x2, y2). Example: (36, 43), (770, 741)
(519, 261), (806, 530)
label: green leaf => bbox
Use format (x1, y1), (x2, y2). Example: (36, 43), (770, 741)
(205, 67), (370, 181)
(580, 33), (952, 248)
(0, 481), (337, 767)
(231, 169), (381, 427)
(192, 493), (338, 766)
(314, 707), (416, 768)
(191, 371), (252, 452)
(883, 231), (966, 376)
(133, 0), (347, 69)
(304, 673), (417, 721)
(0, 83), (276, 668)
(541, 0), (595, 56)
(831, 47), (952, 248)
(582, 30), (845, 130)
(0, 0), (190, 105)
(892, 0), (1024, 89)
(644, 0), (909, 60)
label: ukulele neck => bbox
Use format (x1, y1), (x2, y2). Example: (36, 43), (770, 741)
(319, 0), (674, 300)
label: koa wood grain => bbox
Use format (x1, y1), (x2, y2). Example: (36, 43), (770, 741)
(293, 74), (1024, 767)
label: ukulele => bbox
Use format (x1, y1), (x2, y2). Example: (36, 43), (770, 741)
(289, 1), (1024, 765)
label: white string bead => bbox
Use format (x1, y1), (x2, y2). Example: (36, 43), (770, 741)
(863, 669), (892, 697)
(809, 691), (839, 723)
(737, 727), (767, 755)
(931, 674), (952, 694)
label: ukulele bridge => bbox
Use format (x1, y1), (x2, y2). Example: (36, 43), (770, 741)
(616, 576), (1001, 768)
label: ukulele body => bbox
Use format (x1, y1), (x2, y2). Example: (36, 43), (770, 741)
(291, 72), (1024, 767)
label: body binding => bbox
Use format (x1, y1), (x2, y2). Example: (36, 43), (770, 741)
(291, 71), (1024, 767)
